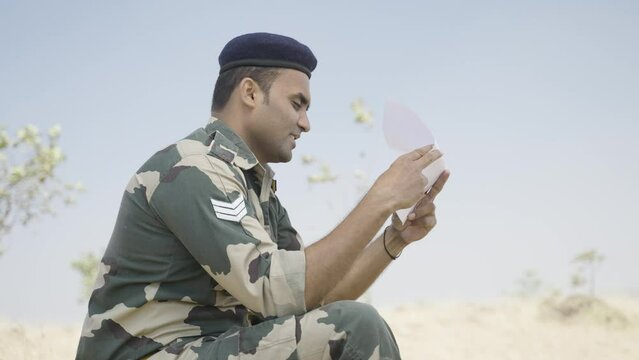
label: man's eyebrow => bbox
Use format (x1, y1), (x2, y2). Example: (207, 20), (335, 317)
(292, 93), (311, 110)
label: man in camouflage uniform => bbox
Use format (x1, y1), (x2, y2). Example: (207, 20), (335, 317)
(77, 33), (449, 360)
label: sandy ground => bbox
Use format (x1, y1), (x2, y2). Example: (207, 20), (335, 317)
(1, 297), (638, 360)
(379, 296), (639, 360)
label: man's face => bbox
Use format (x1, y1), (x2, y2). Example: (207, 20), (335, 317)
(248, 69), (311, 164)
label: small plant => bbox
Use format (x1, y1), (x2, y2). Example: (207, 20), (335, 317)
(514, 269), (542, 298)
(71, 251), (100, 301)
(570, 249), (605, 297)
(0, 123), (83, 252)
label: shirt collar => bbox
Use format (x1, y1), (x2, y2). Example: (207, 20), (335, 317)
(205, 116), (275, 179)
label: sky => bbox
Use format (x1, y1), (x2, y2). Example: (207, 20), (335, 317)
(1, 0), (638, 324)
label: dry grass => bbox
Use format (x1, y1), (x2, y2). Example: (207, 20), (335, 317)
(380, 296), (639, 360)
(1, 296), (638, 360)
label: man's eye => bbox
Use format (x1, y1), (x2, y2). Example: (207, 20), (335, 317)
(292, 102), (301, 110)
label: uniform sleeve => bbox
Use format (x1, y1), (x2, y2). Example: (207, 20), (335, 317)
(150, 155), (306, 317)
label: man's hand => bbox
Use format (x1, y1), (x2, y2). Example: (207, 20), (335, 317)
(305, 147), (446, 309)
(371, 145), (443, 212)
(390, 170), (450, 244)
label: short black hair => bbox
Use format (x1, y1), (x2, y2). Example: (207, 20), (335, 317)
(211, 66), (281, 112)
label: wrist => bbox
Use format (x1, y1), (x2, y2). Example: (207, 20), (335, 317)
(383, 226), (408, 260)
(386, 226), (409, 252)
(362, 187), (395, 218)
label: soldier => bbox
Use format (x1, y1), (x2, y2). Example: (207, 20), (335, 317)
(76, 32), (449, 360)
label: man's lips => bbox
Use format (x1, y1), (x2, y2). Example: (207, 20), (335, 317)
(290, 134), (300, 149)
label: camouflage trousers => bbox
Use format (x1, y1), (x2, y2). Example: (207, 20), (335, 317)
(148, 300), (401, 360)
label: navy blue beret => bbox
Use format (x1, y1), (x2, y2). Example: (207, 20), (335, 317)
(219, 32), (317, 78)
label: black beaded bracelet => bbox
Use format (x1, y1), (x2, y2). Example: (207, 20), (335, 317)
(383, 226), (402, 260)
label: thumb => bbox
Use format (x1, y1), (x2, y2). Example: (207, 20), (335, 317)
(391, 212), (409, 231)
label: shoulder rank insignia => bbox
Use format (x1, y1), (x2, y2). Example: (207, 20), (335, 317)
(211, 196), (247, 222)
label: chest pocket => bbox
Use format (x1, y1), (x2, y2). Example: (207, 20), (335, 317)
(242, 170), (277, 240)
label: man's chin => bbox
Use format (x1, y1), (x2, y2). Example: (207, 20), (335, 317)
(268, 151), (293, 164)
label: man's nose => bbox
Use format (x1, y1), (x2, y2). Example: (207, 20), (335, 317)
(299, 112), (311, 132)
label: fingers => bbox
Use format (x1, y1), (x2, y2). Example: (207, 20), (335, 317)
(406, 145), (434, 161)
(391, 212), (410, 231)
(408, 200), (435, 220)
(421, 215), (437, 229)
(415, 148), (443, 169)
(413, 215), (437, 229)
(426, 170), (450, 200)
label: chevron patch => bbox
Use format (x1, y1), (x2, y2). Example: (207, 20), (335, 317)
(211, 195), (247, 222)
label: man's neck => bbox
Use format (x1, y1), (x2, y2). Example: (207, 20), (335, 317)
(211, 111), (267, 165)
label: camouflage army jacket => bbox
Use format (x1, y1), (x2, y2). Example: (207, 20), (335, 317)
(76, 117), (307, 359)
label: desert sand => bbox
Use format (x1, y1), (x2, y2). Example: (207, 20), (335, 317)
(1, 296), (638, 360)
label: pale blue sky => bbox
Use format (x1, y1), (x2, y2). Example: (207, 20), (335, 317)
(1, 0), (638, 323)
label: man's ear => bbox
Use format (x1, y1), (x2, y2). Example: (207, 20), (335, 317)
(238, 78), (260, 109)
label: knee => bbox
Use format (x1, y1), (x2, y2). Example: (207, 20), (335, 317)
(319, 301), (399, 358)
(323, 300), (386, 330)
